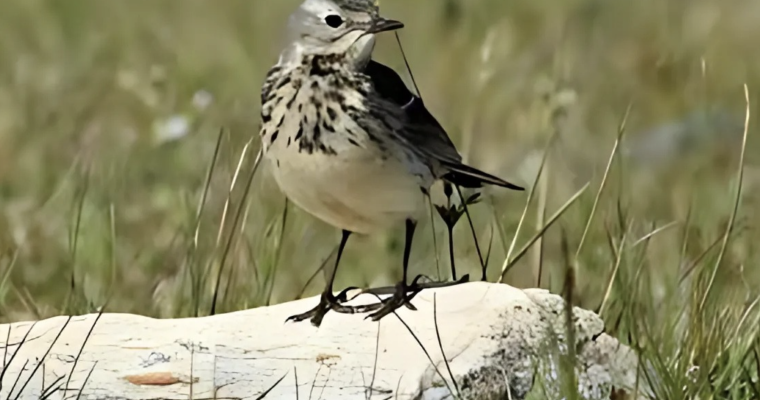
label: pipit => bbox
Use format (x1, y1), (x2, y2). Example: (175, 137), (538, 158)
(259, 0), (524, 327)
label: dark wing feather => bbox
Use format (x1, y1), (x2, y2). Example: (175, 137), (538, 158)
(363, 60), (524, 191)
(364, 61), (460, 162)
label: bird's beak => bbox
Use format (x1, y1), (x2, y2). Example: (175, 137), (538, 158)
(368, 17), (404, 34)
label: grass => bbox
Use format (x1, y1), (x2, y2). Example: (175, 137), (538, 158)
(1, 0), (760, 398)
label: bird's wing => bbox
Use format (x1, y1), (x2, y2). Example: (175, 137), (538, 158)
(363, 60), (524, 191)
(363, 60), (463, 165)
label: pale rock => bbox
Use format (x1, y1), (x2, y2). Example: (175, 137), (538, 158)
(0, 282), (642, 400)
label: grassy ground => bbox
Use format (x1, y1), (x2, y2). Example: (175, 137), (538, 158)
(1, 0), (760, 398)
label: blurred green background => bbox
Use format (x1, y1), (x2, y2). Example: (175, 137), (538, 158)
(1, 0), (760, 395)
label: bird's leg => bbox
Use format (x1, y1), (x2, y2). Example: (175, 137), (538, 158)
(364, 219), (421, 321)
(443, 182), (457, 281)
(341, 184), (471, 307)
(286, 229), (365, 327)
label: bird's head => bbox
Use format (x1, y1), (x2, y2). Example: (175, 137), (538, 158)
(279, 0), (403, 67)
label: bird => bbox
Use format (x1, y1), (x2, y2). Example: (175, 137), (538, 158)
(258, 0), (524, 327)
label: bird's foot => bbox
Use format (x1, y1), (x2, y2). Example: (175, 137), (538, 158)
(285, 290), (369, 327)
(287, 275), (471, 326)
(360, 274), (470, 322)
(359, 274), (470, 297)
(363, 281), (417, 321)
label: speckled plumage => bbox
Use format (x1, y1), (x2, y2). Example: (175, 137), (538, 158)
(260, 50), (434, 234)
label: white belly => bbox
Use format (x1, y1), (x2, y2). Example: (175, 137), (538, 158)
(268, 148), (426, 234)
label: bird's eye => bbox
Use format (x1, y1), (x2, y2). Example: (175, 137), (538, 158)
(325, 15), (344, 28)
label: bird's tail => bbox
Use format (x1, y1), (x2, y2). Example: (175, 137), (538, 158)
(441, 162), (524, 191)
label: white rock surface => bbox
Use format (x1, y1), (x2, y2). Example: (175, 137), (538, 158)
(0, 282), (640, 399)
